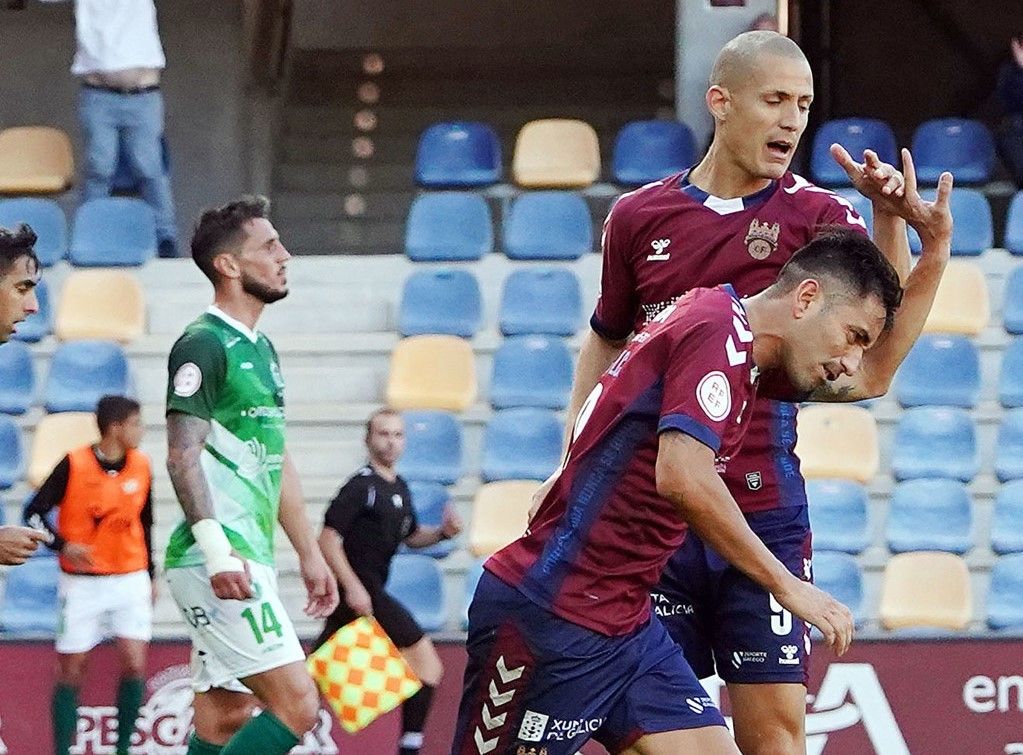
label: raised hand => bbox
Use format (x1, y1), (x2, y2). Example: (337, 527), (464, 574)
(830, 144), (907, 213)
(892, 148), (954, 248)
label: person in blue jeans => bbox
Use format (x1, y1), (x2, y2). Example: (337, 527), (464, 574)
(72, 0), (178, 256)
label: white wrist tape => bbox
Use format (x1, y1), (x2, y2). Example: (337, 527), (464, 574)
(191, 519), (245, 575)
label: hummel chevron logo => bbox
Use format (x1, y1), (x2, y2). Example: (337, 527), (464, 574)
(481, 703), (506, 730)
(474, 728), (498, 754)
(497, 656), (524, 683)
(647, 238), (671, 261)
(489, 680), (515, 707)
(474, 656), (526, 753)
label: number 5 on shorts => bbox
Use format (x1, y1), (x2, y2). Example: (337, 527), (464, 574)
(241, 601), (284, 645)
(769, 594), (792, 636)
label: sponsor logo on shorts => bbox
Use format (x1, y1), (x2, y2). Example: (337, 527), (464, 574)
(517, 712), (604, 743)
(685, 696), (717, 714)
(779, 644), (800, 665)
(731, 650), (768, 669)
(518, 711), (549, 742)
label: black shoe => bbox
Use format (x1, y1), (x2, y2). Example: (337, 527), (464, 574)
(158, 239), (178, 258)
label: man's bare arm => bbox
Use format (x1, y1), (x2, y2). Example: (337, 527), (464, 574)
(165, 411), (216, 524)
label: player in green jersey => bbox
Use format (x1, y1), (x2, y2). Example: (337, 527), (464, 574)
(164, 196), (339, 755)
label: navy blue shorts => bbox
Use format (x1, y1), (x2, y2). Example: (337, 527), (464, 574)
(451, 571), (725, 755)
(654, 505), (814, 686)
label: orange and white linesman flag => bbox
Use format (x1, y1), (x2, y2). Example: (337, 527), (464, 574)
(307, 615), (422, 733)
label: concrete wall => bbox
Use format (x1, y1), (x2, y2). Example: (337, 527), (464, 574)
(0, 0), (249, 245)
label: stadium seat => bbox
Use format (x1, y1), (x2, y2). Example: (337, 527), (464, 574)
(1006, 191), (1023, 255)
(923, 261), (989, 336)
(907, 189), (992, 255)
(386, 335), (477, 412)
(397, 411), (462, 485)
(805, 479), (869, 554)
(0, 126), (74, 195)
(1004, 268), (1023, 334)
(0, 416), (24, 489)
(834, 189), (873, 235)
(794, 405), (878, 483)
(0, 198), (67, 266)
(1001, 340), (1023, 408)
(611, 120), (697, 186)
(987, 554), (1023, 630)
(996, 409), (1023, 482)
(893, 334), (979, 408)
(891, 407), (978, 482)
(482, 409), (562, 482)
(512, 119), (601, 189)
(463, 558), (487, 628)
(11, 277), (52, 344)
(468, 479), (540, 557)
(414, 121), (502, 188)
(810, 118), (898, 187)
(879, 552), (971, 630)
(70, 197), (157, 266)
(502, 191), (592, 260)
(813, 551), (865, 626)
(991, 480), (1023, 555)
(911, 118), (996, 185)
(499, 268), (582, 337)
(0, 553), (59, 635)
(0, 341), (34, 415)
(44, 340), (131, 414)
(490, 335), (573, 410)
(383, 554), (447, 632)
(54, 270), (145, 343)
(398, 269), (482, 338)
(886, 479), (973, 554)
(400, 481), (456, 559)
(404, 192), (493, 262)
(28, 412), (99, 488)
(111, 135), (170, 194)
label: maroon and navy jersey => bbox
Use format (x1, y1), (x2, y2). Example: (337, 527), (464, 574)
(590, 170), (867, 514)
(487, 286), (759, 636)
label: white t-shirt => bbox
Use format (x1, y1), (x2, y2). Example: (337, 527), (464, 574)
(71, 0), (166, 75)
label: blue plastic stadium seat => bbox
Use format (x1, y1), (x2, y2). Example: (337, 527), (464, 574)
(0, 198), (67, 266)
(987, 554), (1023, 630)
(834, 189), (874, 235)
(482, 408), (562, 482)
(404, 192), (493, 262)
(813, 552), (865, 626)
(891, 407), (978, 482)
(11, 278), (51, 344)
(490, 335), (572, 410)
(44, 340), (131, 414)
(70, 197), (156, 266)
(398, 269), (482, 338)
(1004, 268), (1023, 334)
(462, 558), (487, 629)
(399, 481), (455, 559)
(0, 552), (59, 635)
(811, 118), (898, 187)
(806, 479), (869, 554)
(886, 478), (973, 554)
(499, 268), (582, 337)
(991, 480), (1023, 555)
(111, 135), (170, 194)
(611, 120), (697, 186)
(907, 189), (992, 255)
(414, 121), (502, 188)
(503, 191), (592, 260)
(0, 341), (34, 415)
(0, 416), (24, 489)
(1002, 340), (1023, 408)
(912, 118), (996, 185)
(1006, 192), (1023, 255)
(384, 553), (447, 632)
(996, 409), (1023, 482)
(894, 335), (979, 408)
(397, 411), (463, 485)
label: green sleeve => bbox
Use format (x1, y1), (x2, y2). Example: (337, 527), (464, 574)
(166, 329), (227, 420)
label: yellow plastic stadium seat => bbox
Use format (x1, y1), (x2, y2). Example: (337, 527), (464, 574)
(923, 260), (989, 336)
(795, 404), (878, 483)
(0, 127), (75, 194)
(511, 119), (601, 189)
(55, 270), (145, 343)
(386, 335), (478, 412)
(469, 479), (540, 558)
(879, 551), (972, 630)
(28, 412), (99, 487)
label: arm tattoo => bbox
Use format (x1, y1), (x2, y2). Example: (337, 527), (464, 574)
(166, 412), (216, 525)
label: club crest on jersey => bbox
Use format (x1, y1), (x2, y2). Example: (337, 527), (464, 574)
(745, 219), (780, 260)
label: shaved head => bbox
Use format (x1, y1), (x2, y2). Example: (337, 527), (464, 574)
(710, 31), (809, 90)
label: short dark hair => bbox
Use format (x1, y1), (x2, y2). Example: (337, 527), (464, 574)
(190, 195), (271, 283)
(771, 229), (904, 331)
(366, 407), (402, 437)
(0, 224), (39, 278)
(96, 395), (141, 434)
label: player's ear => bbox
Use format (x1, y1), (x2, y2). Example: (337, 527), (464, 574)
(706, 85), (730, 121)
(792, 279), (820, 319)
(212, 251), (241, 281)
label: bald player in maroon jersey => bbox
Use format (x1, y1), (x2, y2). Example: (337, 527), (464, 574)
(538, 30), (936, 754)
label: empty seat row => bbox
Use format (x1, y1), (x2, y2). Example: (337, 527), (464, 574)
(0, 411), (100, 490)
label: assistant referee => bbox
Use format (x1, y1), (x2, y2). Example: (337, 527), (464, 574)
(315, 408), (461, 755)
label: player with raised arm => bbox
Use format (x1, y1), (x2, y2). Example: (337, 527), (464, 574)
(163, 197), (339, 755)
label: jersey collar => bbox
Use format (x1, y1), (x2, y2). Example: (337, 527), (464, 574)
(679, 170), (778, 215)
(206, 305), (260, 343)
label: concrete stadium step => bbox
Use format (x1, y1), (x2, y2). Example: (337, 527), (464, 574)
(282, 218), (405, 254)
(275, 161), (413, 192)
(283, 133), (419, 164)
(273, 189), (416, 222)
